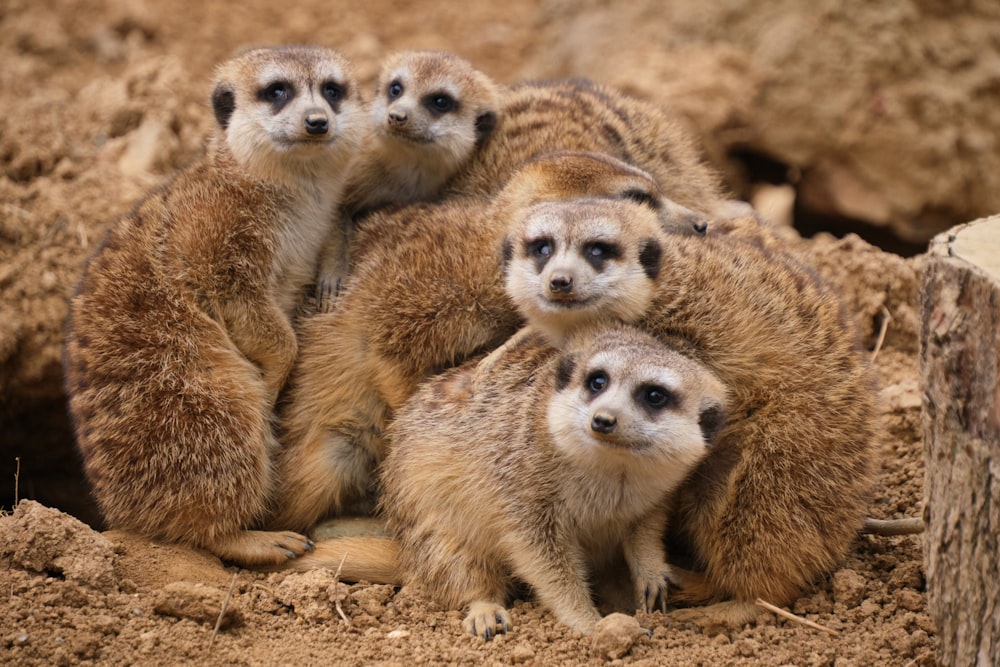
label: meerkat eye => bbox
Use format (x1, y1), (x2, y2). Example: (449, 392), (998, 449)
(586, 371), (609, 395)
(322, 81), (346, 105)
(388, 80), (404, 99)
(425, 93), (456, 114)
(583, 241), (621, 268)
(639, 385), (676, 411)
(527, 238), (553, 259)
(621, 188), (662, 210)
(259, 81), (293, 107)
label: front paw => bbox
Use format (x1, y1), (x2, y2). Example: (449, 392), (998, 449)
(463, 601), (512, 640)
(315, 275), (343, 314)
(637, 568), (673, 614)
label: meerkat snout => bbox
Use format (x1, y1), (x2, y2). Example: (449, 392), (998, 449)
(305, 110), (329, 135)
(388, 110), (407, 126)
(549, 274), (573, 294)
(591, 411), (617, 434)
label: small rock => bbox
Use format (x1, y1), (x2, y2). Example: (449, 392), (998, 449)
(590, 613), (647, 661)
(510, 643), (535, 664)
(386, 629), (410, 639)
(833, 569), (866, 609)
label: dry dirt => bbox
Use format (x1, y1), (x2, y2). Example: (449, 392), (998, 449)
(4, 0), (991, 664)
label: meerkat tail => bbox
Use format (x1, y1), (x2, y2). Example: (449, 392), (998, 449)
(278, 536), (401, 584)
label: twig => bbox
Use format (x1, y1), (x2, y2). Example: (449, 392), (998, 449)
(209, 572), (238, 650)
(333, 553), (351, 626)
(862, 517), (925, 536)
(755, 598), (840, 636)
(870, 306), (892, 362)
(14, 457), (20, 505)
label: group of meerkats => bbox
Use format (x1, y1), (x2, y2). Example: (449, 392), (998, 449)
(63, 45), (878, 639)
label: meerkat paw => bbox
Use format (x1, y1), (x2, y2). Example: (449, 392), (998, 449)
(315, 275), (343, 314)
(636, 567), (673, 614)
(667, 600), (762, 629)
(463, 601), (512, 640)
(210, 529), (314, 566)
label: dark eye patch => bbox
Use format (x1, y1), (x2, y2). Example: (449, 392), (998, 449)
(258, 81), (295, 112)
(586, 370), (609, 395)
(638, 384), (677, 412)
(582, 241), (621, 270)
(423, 92), (457, 115)
(388, 80), (403, 99)
(621, 188), (662, 210)
(322, 80), (347, 110)
(526, 237), (554, 272)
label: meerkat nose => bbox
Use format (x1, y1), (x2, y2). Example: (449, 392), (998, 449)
(591, 412), (618, 434)
(305, 112), (329, 135)
(549, 275), (573, 293)
(388, 111), (408, 126)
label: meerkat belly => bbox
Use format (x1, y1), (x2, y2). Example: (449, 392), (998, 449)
(272, 198), (335, 316)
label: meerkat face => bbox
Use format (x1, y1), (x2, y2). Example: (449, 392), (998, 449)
(371, 50), (498, 160)
(211, 46), (365, 180)
(547, 327), (727, 473)
(503, 198), (664, 344)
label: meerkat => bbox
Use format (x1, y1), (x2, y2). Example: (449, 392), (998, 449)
(62, 46), (366, 566)
(313, 50), (500, 308)
(380, 323), (728, 639)
(282, 194), (877, 629)
(270, 150), (707, 533)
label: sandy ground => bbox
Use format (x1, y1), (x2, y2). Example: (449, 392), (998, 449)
(0, 0), (965, 664)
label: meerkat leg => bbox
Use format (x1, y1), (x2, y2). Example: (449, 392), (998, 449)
(218, 298), (297, 404)
(624, 505), (674, 614)
(507, 541), (602, 634)
(270, 426), (376, 532)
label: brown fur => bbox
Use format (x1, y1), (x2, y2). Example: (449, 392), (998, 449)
(62, 46), (366, 566)
(281, 203), (876, 625)
(271, 150), (707, 533)
(381, 324), (728, 638)
(314, 50), (500, 307)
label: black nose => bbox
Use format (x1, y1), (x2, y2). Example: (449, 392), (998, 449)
(692, 217), (708, 235)
(388, 111), (407, 126)
(305, 113), (329, 135)
(591, 414), (617, 434)
(549, 276), (573, 293)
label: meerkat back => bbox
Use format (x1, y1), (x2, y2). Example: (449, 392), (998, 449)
(63, 46), (365, 566)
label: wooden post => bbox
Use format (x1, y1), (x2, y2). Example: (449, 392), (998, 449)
(920, 215), (1000, 667)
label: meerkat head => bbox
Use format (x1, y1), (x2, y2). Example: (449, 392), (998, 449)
(492, 151), (710, 238)
(547, 324), (728, 476)
(371, 50), (499, 164)
(210, 46), (365, 184)
(502, 197), (667, 345)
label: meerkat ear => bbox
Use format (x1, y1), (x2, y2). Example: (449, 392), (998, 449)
(554, 354), (577, 392)
(212, 84), (236, 130)
(698, 403), (727, 446)
(474, 111), (498, 147)
(638, 238), (663, 281)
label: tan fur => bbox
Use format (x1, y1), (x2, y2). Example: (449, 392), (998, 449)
(271, 150), (706, 532)
(502, 197), (667, 347)
(280, 202), (876, 625)
(381, 324), (728, 638)
(314, 50), (500, 307)
(62, 46), (365, 566)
